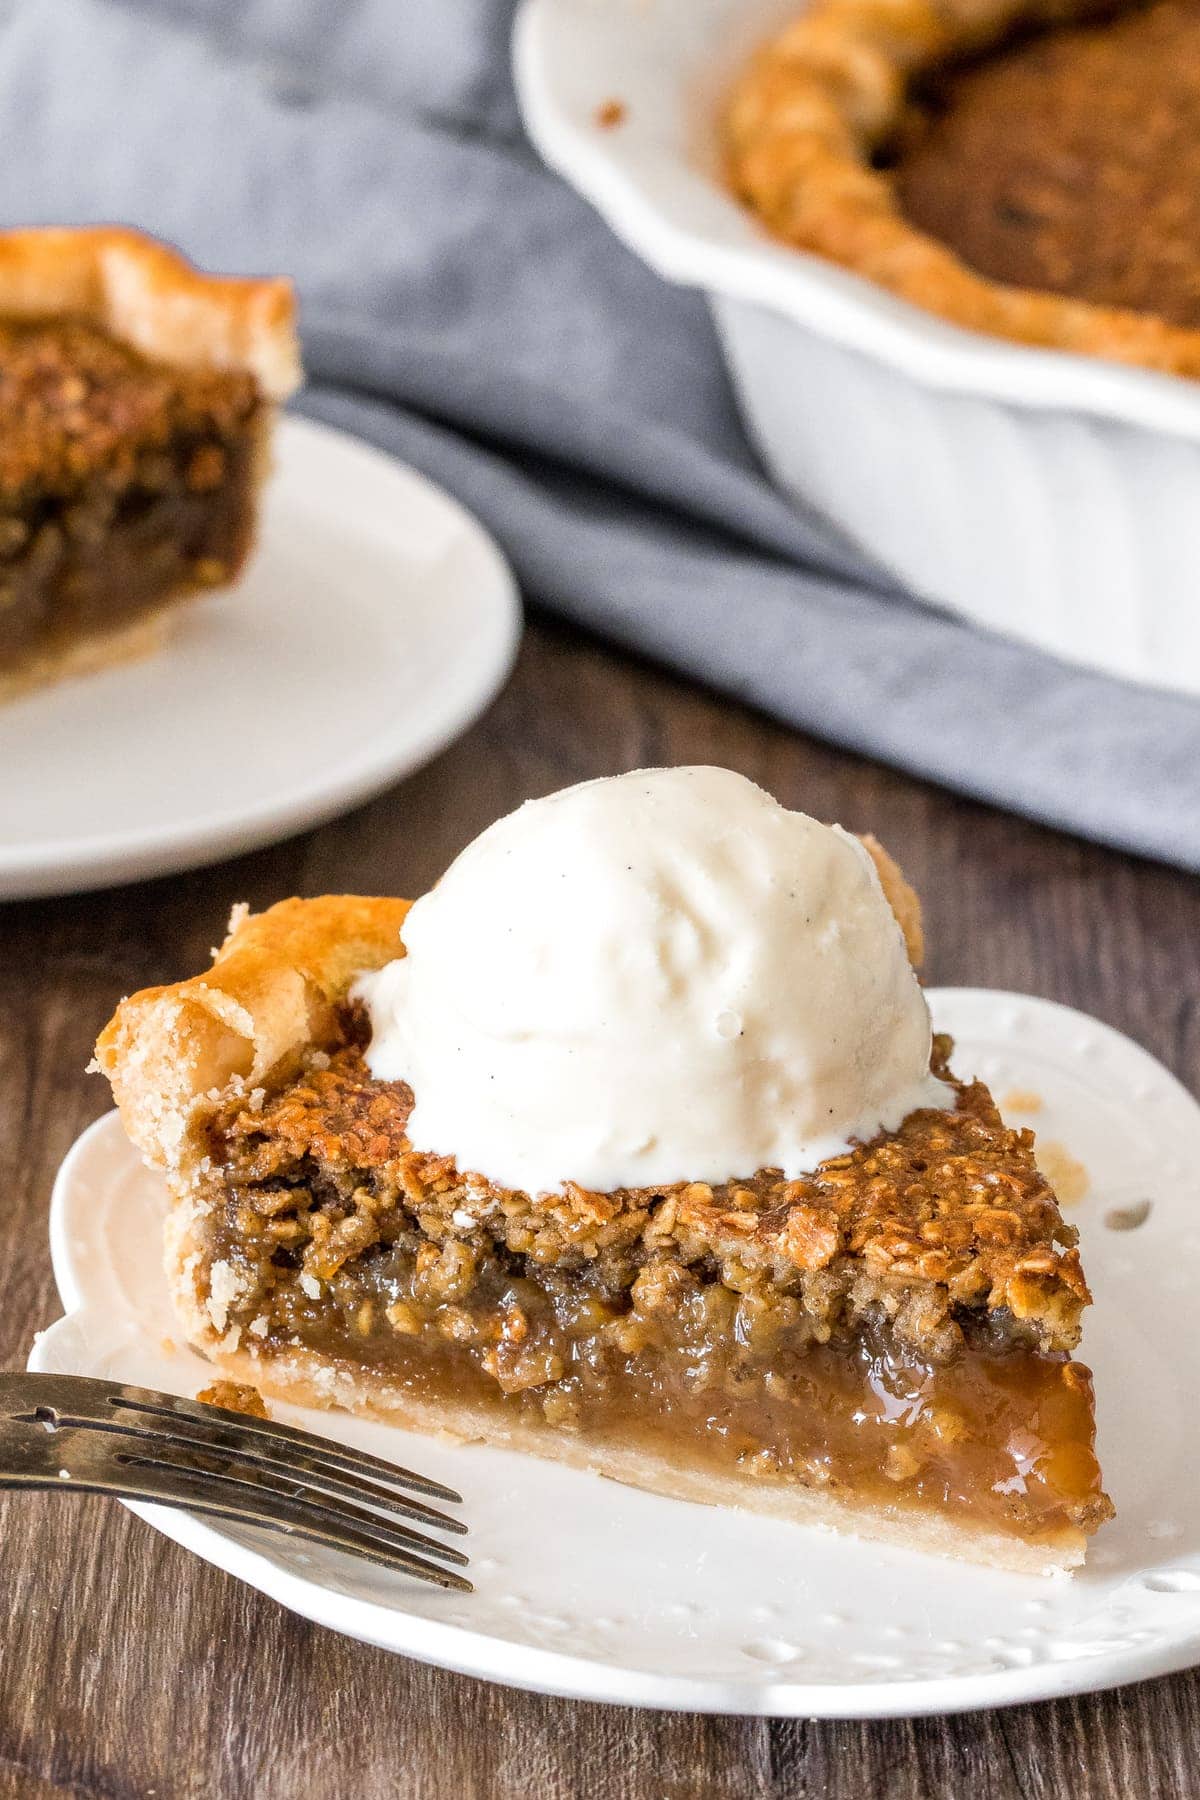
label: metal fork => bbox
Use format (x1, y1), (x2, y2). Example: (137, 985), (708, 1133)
(0, 1372), (470, 1592)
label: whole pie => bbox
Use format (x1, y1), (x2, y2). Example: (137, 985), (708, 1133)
(96, 846), (1113, 1574)
(0, 227), (300, 700)
(725, 0), (1200, 373)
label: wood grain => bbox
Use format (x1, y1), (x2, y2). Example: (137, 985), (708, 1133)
(1, 618), (1197, 1800)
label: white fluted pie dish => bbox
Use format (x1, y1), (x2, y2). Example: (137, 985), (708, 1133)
(514, 0), (1200, 698)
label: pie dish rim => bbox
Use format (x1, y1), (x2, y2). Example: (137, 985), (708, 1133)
(722, 0), (1200, 381)
(513, 0), (1200, 444)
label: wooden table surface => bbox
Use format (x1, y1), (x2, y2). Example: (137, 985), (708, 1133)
(2, 618), (1198, 1800)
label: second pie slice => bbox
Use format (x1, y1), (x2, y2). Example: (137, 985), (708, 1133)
(0, 227), (300, 701)
(95, 769), (1112, 1573)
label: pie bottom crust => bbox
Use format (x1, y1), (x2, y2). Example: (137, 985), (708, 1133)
(166, 1204), (1085, 1576)
(0, 607), (171, 704)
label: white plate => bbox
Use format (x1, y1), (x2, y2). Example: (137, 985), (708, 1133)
(0, 415), (520, 899)
(31, 991), (1200, 1717)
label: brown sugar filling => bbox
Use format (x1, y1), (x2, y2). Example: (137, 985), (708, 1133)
(0, 318), (264, 673)
(889, 0), (1200, 327)
(197, 1032), (1111, 1548)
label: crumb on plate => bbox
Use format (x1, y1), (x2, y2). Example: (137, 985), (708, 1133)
(1035, 1140), (1089, 1206)
(595, 97), (627, 129)
(1000, 1088), (1043, 1115)
(197, 1379), (268, 1419)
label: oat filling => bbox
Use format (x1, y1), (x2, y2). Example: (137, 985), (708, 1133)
(0, 317), (265, 678)
(888, 0), (1200, 325)
(194, 1027), (1112, 1551)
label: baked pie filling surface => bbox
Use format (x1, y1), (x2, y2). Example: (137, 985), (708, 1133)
(889, 0), (1200, 326)
(188, 1019), (1110, 1562)
(725, 0), (1200, 371)
(0, 318), (266, 685)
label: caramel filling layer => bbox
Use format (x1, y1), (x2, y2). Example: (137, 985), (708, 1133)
(199, 1042), (1111, 1549)
(0, 317), (264, 673)
(224, 1241), (1107, 1545)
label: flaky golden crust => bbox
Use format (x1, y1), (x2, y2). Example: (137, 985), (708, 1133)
(724, 0), (1200, 375)
(0, 227), (301, 398)
(860, 832), (923, 965)
(94, 894), (410, 1176)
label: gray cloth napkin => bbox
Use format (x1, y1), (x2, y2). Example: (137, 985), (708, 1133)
(8, 0), (1198, 869)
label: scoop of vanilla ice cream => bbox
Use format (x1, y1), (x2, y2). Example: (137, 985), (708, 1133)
(357, 767), (952, 1196)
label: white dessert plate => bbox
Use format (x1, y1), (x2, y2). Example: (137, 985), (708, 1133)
(31, 990), (1200, 1718)
(0, 414), (521, 900)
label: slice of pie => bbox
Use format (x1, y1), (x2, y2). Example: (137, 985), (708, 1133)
(95, 848), (1112, 1574)
(724, 0), (1200, 374)
(0, 227), (300, 701)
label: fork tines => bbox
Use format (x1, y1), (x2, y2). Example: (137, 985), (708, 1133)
(0, 1372), (470, 1592)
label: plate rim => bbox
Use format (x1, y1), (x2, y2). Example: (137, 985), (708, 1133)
(37, 990), (1200, 1717)
(0, 413), (522, 900)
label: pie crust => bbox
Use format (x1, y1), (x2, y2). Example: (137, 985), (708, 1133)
(724, 0), (1200, 374)
(0, 227), (299, 399)
(96, 868), (1111, 1575)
